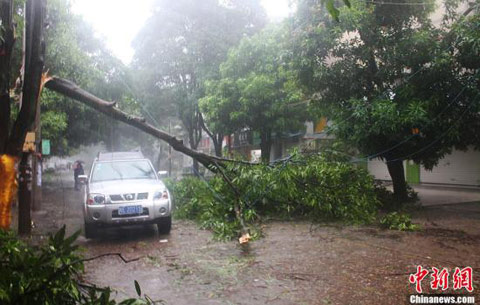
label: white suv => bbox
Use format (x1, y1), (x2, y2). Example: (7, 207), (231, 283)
(82, 151), (172, 238)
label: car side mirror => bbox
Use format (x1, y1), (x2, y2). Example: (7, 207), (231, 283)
(157, 170), (168, 178)
(78, 175), (88, 184)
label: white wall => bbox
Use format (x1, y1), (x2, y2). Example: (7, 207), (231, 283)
(368, 148), (480, 186)
(368, 158), (394, 180)
(420, 148), (480, 186)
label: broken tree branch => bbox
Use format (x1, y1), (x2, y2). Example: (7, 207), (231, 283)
(6, 0), (46, 156)
(0, 0), (15, 153)
(213, 161), (248, 235)
(79, 252), (143, 264)
(44, 76), (254, 170)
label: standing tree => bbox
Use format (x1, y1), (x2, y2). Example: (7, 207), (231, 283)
(292, 0), (480, 200)
(201, 25), (309, 162)
(132, 0), (266, 170)
(42, 0), (139, 154)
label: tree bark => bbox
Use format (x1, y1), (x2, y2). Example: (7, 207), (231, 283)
(44, 77), (252, 170)
(214, 133), (224, 157)
(0, 0), (15, 153)
(6, 0), (46, 156)
(188, 126), (200, 175)
(386, 158), (408, 201)
(199, 113), (223, 157)
(260, 130), (272, 163)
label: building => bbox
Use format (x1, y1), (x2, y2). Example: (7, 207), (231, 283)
(369, 148), (480, 186)
(227, 118), (480, 187)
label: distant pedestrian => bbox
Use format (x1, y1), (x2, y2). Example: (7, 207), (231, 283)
(73, 161), (84, 190)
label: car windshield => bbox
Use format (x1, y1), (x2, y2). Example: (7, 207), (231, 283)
(91, 160), (156, 182)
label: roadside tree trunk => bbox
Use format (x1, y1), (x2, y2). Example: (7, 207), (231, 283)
(0, 0), (46, 232)
(386, 158), (408, 201)
(0, 0), (15, 152)
(44, 77), (247, 171)
(260, 130), (272, 163)
(213, 133), (224, 157)
(199, 113), (223, 157)
(188, 128), (201, 175)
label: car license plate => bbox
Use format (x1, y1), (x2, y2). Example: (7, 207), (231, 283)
(118, 205), (143, 215)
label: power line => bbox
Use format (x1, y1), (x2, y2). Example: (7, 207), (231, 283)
(386, 93), (480, 163)
(362, 0), (432, 6)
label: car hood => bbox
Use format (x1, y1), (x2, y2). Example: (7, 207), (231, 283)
(88, 179), (165, 194)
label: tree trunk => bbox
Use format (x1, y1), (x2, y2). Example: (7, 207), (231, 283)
(213, 133), (223, 157)
(227, 135), (232, 156)
(260, 131), (272, 163)
(0, 0), (15, 153)
(44, 77), (250, 171)
(386, 158), (408, 201)
(0, 94), (11, 153)
(199, 113), (223, 157)
(156, 142), (163, 170)
(188, 128), (201, 176)
(6, 0), (46, 156)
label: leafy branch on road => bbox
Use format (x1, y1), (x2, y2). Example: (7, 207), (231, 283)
(168, 150), (383, 240)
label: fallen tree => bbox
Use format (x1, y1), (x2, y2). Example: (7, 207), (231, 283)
(43, 77), (234, 170)
(43, 77), (253, 238)
(0, 0), (253, 237)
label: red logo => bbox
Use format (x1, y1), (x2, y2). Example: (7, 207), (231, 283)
(431, 267), (449, 291)
(410, 266), (429, 293)
(453, 267), (473, 292)
(409, 266), (474, 293)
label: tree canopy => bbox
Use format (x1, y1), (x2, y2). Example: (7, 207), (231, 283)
(41, 0), (138, 154)
(291, 0), (480, 199)
(132, 0), (267, 164)
(200, 25), (310, 162)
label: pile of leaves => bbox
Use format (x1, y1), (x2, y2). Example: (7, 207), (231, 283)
(380, 212), (420, 231)
(0, 226), (161, 304)
(167, 151), (381, 240)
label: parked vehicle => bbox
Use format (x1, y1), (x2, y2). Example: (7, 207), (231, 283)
(81, 151), (172, 238)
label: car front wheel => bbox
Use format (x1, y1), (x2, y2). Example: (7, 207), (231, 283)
(157, 216), (171, 235)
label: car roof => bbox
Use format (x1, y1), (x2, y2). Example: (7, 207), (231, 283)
(96, 151), (145, 161)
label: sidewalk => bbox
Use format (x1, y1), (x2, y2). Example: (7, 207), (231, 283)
(413, 184), (480, 206)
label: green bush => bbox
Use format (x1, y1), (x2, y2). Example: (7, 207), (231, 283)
(0, 227), (162, 304)
(380, 212), (420, 231)
(169, 151), (381, 239)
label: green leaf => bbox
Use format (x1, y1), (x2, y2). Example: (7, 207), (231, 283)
(325, 0), (340, 22)
(134, 280), (141, 297)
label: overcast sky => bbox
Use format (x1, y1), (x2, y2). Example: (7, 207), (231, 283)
(71, 0), (294, 65)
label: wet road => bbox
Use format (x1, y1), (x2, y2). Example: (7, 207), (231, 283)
(31, 171), (480, 304)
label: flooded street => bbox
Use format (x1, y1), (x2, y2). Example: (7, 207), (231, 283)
(30, 171), (480, 304)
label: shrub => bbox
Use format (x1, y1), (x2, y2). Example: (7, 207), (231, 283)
(0, 227), (161, 304)
(380, 212), (420, 231)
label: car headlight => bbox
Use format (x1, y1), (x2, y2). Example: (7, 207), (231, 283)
(87, 193), (105, 205)
(153, 190), (169, 200)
